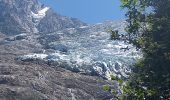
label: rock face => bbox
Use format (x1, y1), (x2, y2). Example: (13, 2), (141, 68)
(0, 0), (40, 35)
(0, 0), (86, 35)
(37, 9), (86, 33)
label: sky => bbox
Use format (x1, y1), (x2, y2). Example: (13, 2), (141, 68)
(39, 0), (125, 24)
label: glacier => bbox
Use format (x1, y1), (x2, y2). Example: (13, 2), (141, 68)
(18, 21), (141, 80)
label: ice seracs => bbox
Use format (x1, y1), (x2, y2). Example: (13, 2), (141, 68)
(22, 54), (48, 60)
(31, 7), (50, 19)
(18, 20), (141, 80)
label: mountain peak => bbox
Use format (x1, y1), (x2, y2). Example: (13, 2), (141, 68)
(0, 0), (86, 35)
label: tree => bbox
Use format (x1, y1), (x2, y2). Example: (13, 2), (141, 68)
(110, 30), (120, 40)
(115, 0), (170, 99)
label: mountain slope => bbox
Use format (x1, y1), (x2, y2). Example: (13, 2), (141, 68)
(0, 0), (141, 99)
(0, 0), (86, 35)
(37, 9), (86, 33)
(0, 0), (117, 99)
(0, 43), (115, 100)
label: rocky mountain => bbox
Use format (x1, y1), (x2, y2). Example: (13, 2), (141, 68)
(0, 0), (40, 35)
(0, 0), (140, 100)
(0, 0), (86, 35)
(37, 9), (86, 34)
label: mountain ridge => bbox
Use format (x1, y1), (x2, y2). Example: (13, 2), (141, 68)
(0, 0), (86, 35)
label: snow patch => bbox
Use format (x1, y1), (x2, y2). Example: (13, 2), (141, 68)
(23, 54), (48, 60)
(68, 89), (77, 100)
(79, 26), (88, 29)
(31, 7), (50, 19)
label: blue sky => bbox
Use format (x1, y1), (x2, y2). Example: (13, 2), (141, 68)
(39, 0), (125, 24)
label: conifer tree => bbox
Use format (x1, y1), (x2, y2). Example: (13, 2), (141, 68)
(117, 0), (170, 99)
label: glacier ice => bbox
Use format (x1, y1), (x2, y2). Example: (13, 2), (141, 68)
(18, 21), (141, 80)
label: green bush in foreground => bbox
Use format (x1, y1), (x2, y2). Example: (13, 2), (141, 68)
(109, 0), (170, 99)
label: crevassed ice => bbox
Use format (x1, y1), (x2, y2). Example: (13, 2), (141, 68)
(19, 22), (141, 80)
(22, 54), (48, 59)
(20, 40), (140, 80)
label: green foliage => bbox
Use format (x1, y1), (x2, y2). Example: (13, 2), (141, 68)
(109, 30), (120, 40)
(110, 74), (118, 80)
(116, 0), (170, 99)
(103, 85), (111, 91)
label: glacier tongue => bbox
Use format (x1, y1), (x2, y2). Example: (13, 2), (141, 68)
(19, 41), (140, 80)
(18, 20), (141, 80)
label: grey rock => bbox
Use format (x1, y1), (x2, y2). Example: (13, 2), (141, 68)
(37, 9), (87, 33)
(0, 50), (116, 100)
(0, 0), (41, 35)
(0, 0), (86, 35)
